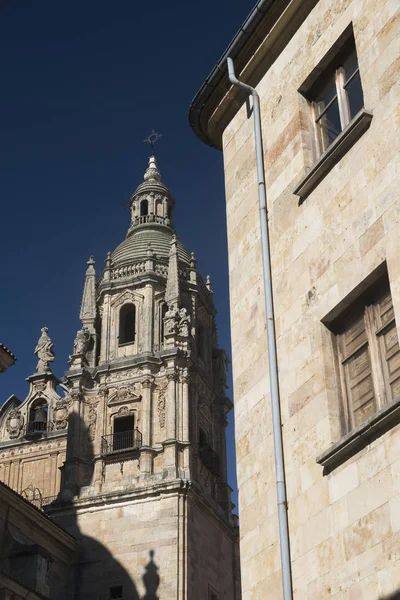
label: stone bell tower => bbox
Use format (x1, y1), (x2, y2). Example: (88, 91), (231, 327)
(45, 155), (241, 599)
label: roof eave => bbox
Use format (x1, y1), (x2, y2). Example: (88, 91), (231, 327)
(188, 0), (319, 150)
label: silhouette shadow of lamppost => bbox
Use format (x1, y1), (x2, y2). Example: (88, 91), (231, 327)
(142, 550), (160, 600)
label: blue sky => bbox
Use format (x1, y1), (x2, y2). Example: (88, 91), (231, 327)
(0, 0), (256, 508)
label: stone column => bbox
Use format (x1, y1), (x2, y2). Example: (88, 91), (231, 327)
(143, 284), (154, 354)
(163, 371), (178, 475)
(141, 378), (153, 447)
(140, 377), (154, 474)
(93, 387), (107, 490)
(166, 371), (177, 441)
(182, 371), (190, 443)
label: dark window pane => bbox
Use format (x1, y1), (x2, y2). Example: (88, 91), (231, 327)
(345, 72), (364, 118)
(315, 73), (337, 107)
(317, 98), (341, 149)
(342, 46), (359, 81)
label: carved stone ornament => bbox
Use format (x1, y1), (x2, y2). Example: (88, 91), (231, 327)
(164, 304), (179, 336)
(178, 308), (191, 337)
(53, 399), (69, 430)
(33, 382), (46, 394)
(34, 327), (55, 373)
(157, 382), (168, 429)
(87, 402), (98, 441)
(73, 327), (91, 356)
(108, 385), (141, 405)
(6, 409), (24, 439)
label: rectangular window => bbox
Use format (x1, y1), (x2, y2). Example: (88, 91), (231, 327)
(305, 34), (364, 159)
(333, 277), (400, 433)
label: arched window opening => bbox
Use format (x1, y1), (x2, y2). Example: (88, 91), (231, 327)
(140, 200), (149, 216)
(119, 304), (136, 345)
(113, 414), (135, 451)
(28, 400), (48, 434)
(167, 205), (172, 221)
(160, 302), (168, 345)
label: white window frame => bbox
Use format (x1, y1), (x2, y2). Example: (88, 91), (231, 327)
(311, 58), (361, 158)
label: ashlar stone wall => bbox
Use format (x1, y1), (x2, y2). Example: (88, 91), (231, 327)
(222, 1), (400, 598)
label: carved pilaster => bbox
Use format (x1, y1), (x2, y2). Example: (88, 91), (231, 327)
(166, 371), (178, 441)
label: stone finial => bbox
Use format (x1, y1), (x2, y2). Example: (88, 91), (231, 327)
(105, 251), (112, 269)
(206, 274), (213, 292)
(80, 256), (96, 330)
(34, 327), (55, 373)
(190, 252), (196, 269)
(143, 155), (161, 183)
(165, 234), (180, 307)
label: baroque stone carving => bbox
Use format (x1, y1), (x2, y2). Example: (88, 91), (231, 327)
(34, 327), (55, 373)
(87, 403), (98, 441)
(156, 382), (168, 429)
(178, 308), (191, 337)
(73, 327), (91, 355)
(108, 384), (141, 404)
(213, 348), (229, 397)
(33, 382), (46, 394)
(164, 304), (179, 335)
(53, 399), (69, 430)
(6, 409), (23, 439)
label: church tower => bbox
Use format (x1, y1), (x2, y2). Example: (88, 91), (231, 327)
(0, 155), (240, 599)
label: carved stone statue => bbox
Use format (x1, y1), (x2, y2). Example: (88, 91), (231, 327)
(178, 308), (191, 337)
(164, 304), (179, 335)
(34, 327), (55, 373)
(73, 327), (91, 355)
(213, 349), (229, 396)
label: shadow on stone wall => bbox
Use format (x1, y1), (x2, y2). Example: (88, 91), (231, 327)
(50, 412), (160, 600)
(380, 593), (400, 600)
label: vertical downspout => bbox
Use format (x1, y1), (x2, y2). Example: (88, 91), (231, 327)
(227, 57), (294, 600)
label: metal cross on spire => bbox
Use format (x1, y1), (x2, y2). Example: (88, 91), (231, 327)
(143, 130), (163, 156)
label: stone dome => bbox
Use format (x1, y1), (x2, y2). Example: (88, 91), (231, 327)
(111, 226), (191, 266)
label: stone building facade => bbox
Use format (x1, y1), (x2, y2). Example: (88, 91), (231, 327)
(190, 0), (400, 598)
(0, 157), (240, 599)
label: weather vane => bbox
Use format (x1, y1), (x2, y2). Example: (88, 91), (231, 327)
(143, 130), (163, 156)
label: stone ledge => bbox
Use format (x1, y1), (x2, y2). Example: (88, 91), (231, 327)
(317, 397), (400, 473)
(294, 108), (373, 201)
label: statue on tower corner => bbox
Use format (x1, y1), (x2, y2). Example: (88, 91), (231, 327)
(34, 326), (55, 373)
(178, 307), (191, 337)
(69, 326), (91, 368)
(73, 327), (91, 355)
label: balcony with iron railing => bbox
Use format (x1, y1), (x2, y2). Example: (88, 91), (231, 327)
(101, 429), (142, 456)
(25, 420), (49, 437)
(133, 214), (171, 228)
(199, 442), (220, 476)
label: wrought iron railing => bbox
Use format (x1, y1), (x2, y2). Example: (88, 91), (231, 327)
(101, 429), (142, 456)
(199, 442), (220, 476)
(25, 421), (48, 436)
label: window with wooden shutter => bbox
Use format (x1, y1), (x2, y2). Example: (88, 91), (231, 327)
(335, 278), (400, 433)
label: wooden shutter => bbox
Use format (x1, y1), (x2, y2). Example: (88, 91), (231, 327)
(338, 312), (376, 430)
(375, 291), (400, 403)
